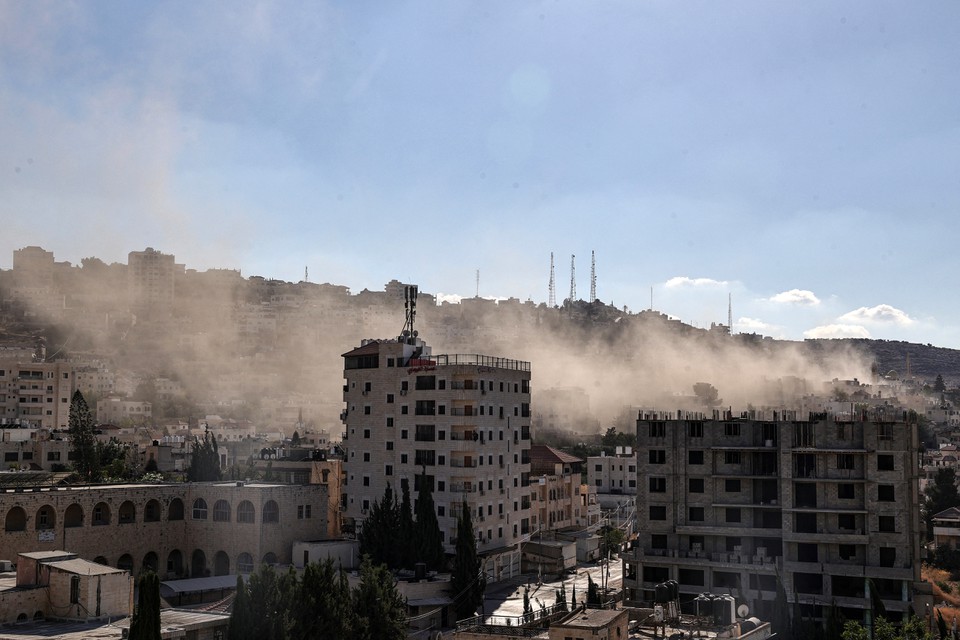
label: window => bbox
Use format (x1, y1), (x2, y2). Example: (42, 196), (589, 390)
(648, 422), (665, 438)
(415, 400), (436, 415)
(878, 424), (893, 441)
(835, 453), (855, 470)
(387, 394), (394, 403)
(877, 454), (894, 471)
(415, 450), (436, 466)
(297, 505), (304, 519)
(879, 547), (896, 567)
(363, 429), (370, 439)
(416, 375), (436, 390)
(415, 424), (436, 441)
(724, 451), (741, 465)
(401, 406), (408, 415)
(651, 534), (667, 549)
(386, 417), (394, 427)
(724, 423), (740, 436)
(726, 508), (741, 523)
(238, 553), (254, 574)
(688, 450), (704, 465)
(838, 484), (855, 499)
(363, 452), (370, 462)
(725, 479), (741, 492)
(649, 505), (666, 520)
(688, 421), (703, 438)
(363, 476), (370, 486)
(193, 499), (208, 520)
(878, 485), (895, 501)
(363, 406), (371, 415)
(385, 465), (393, 476)
(213, 500), (231, 522)
(689, 478), (704, 493)
(839, 544), (856, 560)
(401, 429), (408, 439)
(878, 516), (895, 532)
(689, 507), (704, 521)
(649, 477), (666, 492)
(386, 441), (394, 450)
(838, 513), (855, 530)
(401, 454), (408, 464)
(649, 450), (665, 464)
(263, 500), (279, 523)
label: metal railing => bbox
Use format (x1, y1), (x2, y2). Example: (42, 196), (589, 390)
(431, 354), (531, 372)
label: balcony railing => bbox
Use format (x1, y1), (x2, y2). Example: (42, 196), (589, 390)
(430, 353), (530, 372)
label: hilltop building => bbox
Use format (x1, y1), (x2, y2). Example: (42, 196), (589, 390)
(0, 360), (75, 429)
(341, 326), (533, 579)
(624, 410), (931, 623)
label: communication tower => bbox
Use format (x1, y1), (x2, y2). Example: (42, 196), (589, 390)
(589, 250), (597, 303)
(569, 254), (576, 302)
(548, 253), (556, 307)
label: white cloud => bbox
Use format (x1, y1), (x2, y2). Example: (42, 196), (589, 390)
(737, 317), (775, 332)
(803, 324), (872, 339)
(664, 276), (728, 289)
(838, 304), (915, 327)
(769, 289), (820, 306)
(436, 293), (464, 304)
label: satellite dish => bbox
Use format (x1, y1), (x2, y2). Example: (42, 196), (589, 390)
(737, 604), (750, 618)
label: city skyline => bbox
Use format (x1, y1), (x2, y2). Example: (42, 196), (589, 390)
(2, 3), (958, 345)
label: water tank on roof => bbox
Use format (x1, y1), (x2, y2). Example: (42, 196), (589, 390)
(667, 580), (679, 601)
(696, 593), (713, 619)
(655, 582), (670, 603)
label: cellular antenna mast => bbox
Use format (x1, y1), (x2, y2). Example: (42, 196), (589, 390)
(569, 254), (576, 302)
(589, 250), (597, 303)
(475, 269), (480, 298)
(728, 293), (733, 334)
(401, 284), (418, 342)
(304, 266), (309, 283)
(548, 252), (556, 307)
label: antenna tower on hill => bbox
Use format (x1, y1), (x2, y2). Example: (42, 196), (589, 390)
(475, 269), (480, 298)
(304, 266), (309, 283)
(569, 254), (576, 302)
(728, 293), (733, 334)
(548, 253), (556, 307)
(589, 250), (597, 303)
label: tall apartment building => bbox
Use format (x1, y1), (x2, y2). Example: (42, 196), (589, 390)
(127, 247), (179, 312)
(341, 333), (532, 578)
(624, 411), (929, 623)
(0, 361), (75, 429)
(587, 451), (638, 504)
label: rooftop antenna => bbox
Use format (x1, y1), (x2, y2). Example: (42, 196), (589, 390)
(589, 250), (597, 303)
(401, 284), (418, 343)
(569, 254), (576, 302)
(548, 253), (556, 307)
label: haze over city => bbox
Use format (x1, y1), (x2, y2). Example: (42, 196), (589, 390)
(2, 2), (958, 345)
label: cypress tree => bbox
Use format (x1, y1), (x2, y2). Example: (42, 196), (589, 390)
(68, 390), (101, 482)
(414, 468), (446, 571)
(130, 571), (161, 640)
(398, 478), (415, 569)
(451, 499), (483, 620)
(228, 575), (252, 640)
(187, 429), (221, 482)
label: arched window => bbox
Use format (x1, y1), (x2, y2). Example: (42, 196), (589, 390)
(237, 500), (255, 523)
(118, 501), (136, 524)
(93, 502), (111, 526)
(142, 551), (158, 573)
(64, 504), (84, 528)
(262, 500), (279, 523)
(35, 505), (55, 530)
(144, 500), (161, 522)
(261, 552), (277, 566)
(213, 500), (231, 522)
(191, 549), (207, 578)
(167, 550), (183, 577)
(168, 498), (184, 521)
(192, 499), (208, 520)
(237, 552), (254, 574)
(213, 551), (230, 576)
(117, 554), (134, 572)
(5, 506), (26, 532)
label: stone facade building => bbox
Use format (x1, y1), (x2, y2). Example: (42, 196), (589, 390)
(341, 332), (532, 579)
(624, 410), (930, 623)
(1, 481), (328, 579)
(0, 360), (75, 429)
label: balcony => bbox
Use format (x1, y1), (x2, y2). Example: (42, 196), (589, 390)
(450, 459), (478, 468)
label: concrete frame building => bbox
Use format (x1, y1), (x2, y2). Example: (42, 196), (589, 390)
(624, 410), (929, 623)
(341, 333), (532, 578)
(0, 360), (75, 429)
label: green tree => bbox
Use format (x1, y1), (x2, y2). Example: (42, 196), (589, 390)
(599, 525), (626, 559)
(187, 429), (221, 482)
(842, 620), (869, 640)
(129, 571), (161, 640)
(291, 430), (301, 447)
(586, 574), (600, 606)
(693, 382), (722, 407)
(414, 469), (446, 571)
(522, 585), (532, 621)
(290, 559), (354, 640)
(359, 483), (399, 568)
(353, 556), (408, 640)
(68, 390), (101, 482)
(228, 575), (252, 640)
(245, 564), (295, 640)
(451, 499), (483, 621)
(935, 374), (947, 393)
(398, 478), (415, 569)
(555, 582), (567, 612)
(924, 468), (960, 541)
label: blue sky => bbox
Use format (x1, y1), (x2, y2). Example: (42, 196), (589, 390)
(1, 1), (959, 344)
